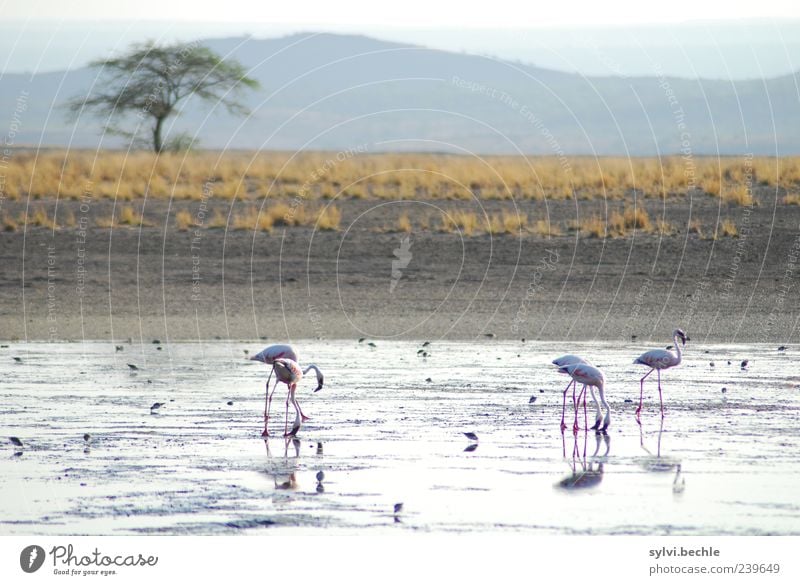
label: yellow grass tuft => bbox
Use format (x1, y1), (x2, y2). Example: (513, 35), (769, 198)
(208, 209), (228, 229)
(688, 219), (704, 238)
(2, 213), (18, 232)
(720, 218), (738, 237)
(623, 207), (652, 231)
(175, 209), (193, 231)
(580, 215), (607, 238)
(316, 206), (342, 231)
(96, 205), (151, 228)
(397, 212), (412, 233)
(530, 218), (562, 238)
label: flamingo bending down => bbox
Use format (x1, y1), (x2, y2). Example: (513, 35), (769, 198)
(633, 328), (688, 422)
(262, 358), (306, 437)
(559, 363), (610, 432)
(552, 355), (591, 431)
(250, 344), (324, 423)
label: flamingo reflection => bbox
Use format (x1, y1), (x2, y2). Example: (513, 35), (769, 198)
(556, 431), (611, 491)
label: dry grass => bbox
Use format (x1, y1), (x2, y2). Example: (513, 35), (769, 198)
(2, 213), (18, 232)
(719, 218), (739, 238)
(783, 194), (800, 205)
(175, 209), (193, 231)
(96, 205), (151, 228)
(4, 150), (798, 205)
(396, 212), (412, 233)
(688, 219), (704, 238)
(530, 218), (562, 237)
(316, 206), (341, 231)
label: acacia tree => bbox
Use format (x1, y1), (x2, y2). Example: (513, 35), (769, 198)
(69, 41), (259, 153)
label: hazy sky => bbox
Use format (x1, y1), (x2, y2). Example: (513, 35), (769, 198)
(3, 0), (799, 26)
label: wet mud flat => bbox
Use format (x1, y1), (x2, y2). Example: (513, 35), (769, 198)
(1, 340), (799, 535)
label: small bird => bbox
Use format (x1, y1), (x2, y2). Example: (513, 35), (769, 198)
(778, 346), (787, 351)
(484, 333), (495, 339)
(316, 470), (325, 482)
(83, 433), (91, 442)
(115, 345), (123, 352)
(633, 328), (688, 421)
(127, 363), (139, 371)
(150, 402), (164, 411)
(393, 503), (403, 514)
(12, 357), (22, 363)
(368, 342), (377, 348)
(358, 338), (366, 343)
(9, 437), (23, 447)
(463, 432), (479, 442)
(425, 377), (432, 382)
(740, 360), (749, 369)
(422, 341), (430, 347)
(529, 396), (537, 403)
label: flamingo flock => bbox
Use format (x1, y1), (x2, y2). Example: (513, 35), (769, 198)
(251, 327), (688, 438)
(552, 327), (688, 433)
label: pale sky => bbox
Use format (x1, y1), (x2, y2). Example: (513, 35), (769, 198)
(2, 0), (799, 27)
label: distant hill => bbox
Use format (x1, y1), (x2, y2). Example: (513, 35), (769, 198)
(2, 32), (798, 155)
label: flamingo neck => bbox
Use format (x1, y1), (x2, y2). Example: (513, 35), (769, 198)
(672, 333), (683, 364)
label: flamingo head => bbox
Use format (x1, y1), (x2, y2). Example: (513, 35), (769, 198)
(674, 329), (688, 345)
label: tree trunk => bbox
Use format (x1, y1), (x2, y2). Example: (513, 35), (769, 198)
(153, 116), (165, 154)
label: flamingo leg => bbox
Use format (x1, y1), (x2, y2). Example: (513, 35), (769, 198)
(636, 368), (655, 423)
(573, 384), (587, 434)
(263, 369), (273, 423)
(658, 369), (665, 418)
(560, 379), (573, 431)
(583, 386), (588, 433)
(262, 377), (280, 437)
(284, 384), (298, 437)
(293, 395), (310, 422)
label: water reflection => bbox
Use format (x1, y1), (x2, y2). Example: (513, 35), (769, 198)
(639, 420), (681, 473)
(556, 431), (611, 491)
(263, 437), (300, 491)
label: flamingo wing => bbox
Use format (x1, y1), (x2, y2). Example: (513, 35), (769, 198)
(634, 349), (677, 369)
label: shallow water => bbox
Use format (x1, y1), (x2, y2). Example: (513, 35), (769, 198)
(1, 340), (799, 535)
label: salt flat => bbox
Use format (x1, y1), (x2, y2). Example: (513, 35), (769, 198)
(1, 340), (799, 535)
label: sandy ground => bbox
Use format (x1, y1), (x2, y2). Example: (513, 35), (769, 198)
(1, 195), (799, 343)
(1, 340), (799, 535)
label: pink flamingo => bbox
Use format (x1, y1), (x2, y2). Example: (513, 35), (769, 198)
(559, 363), (610, 433)
(262, 358), (305, 437)
(250, 344), (324, 424)
(633, 328), (688, 422)
(552, 355), (591, 431)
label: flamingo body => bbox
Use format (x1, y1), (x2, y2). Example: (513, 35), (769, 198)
(552, 354), (592, 431)
(561, 363), (610, 432)
(633, 328), (688, 421)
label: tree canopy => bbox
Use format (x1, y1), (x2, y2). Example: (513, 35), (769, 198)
(69, 41), (260, 153)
